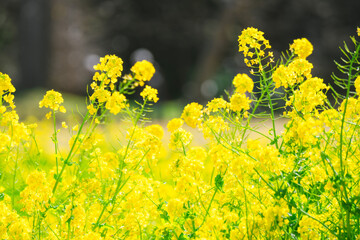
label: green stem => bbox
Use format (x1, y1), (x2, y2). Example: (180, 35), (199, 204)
(338, 39), (360, 239)
(196, 188), (218, 231)
(11, 148), (18, 208)
(53, 110), (59, 175)
(52, 112), (90, 194)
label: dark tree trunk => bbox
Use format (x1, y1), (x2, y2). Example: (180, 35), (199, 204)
(19, 0), (50, 89)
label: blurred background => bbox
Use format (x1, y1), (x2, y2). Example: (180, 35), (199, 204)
(1, 0), (360, 117)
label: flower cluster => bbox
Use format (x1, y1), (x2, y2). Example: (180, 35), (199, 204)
(39, 89), (66, 118)
(181, 102), (203, 128)
(238, 27), (273, 71)
(2, 27), (360, 240)
(290, 37), (313, 59)
(232, 73), (254, 93)
(93, 54), (123, 89)
(140, 85), (159, 103)
(273, 58), (313, 88)
(130, 60), (156, 86)
(88, 55), (128, 116)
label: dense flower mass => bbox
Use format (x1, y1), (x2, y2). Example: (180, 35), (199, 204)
(39, 90), (66, 115)
(130, 60), (156, 85)
(230, 92), (251, 112)
(93, 54), (123, 84)
(181, 102), (203, 128)
(355, 75), (360, 95)
(232, 73), (254, 93)
(205, 97), (228, 113)
(105, 91), (128, 114)
(290, 38), (313, 59)
(1, 27), (360, 239)
(167, 118), (184, 132)
(140, 85), (159, 103)
(273, 58), (313, 88)
(0, 72), (15, 95)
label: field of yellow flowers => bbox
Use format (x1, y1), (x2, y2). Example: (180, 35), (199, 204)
(1, 27), (360, 239)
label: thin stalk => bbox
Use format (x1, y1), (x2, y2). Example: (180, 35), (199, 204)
(93, 101), (148, 229)
(52, 109), (59, 175)
(256, 48), (279, 149)
(52, 112), (90, 194)
(338, 39), (360, 239)
(196, 187), (217, 231)
(11, 148), (18, 208)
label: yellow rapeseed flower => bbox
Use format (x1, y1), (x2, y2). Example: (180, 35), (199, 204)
(181, 102), (203, 128)
(290, 38), (313, 59)
(232, 73), (254, 94)
(90, 88), (111, 103)
(354, 75), (360, 95)
(131, 60), (156, 83)
(169, 128), (192, 150)
(105, 91), (128, 115)
(206, 98), (228, 113)
(145, 124), (164, 139)
(140, 85), (159, 103)
(238, 27), (269, 53)
(238, 27), (272, 68)
(167, 118), (184, 132)
(20, 170), (53, 214)
(39, 90), (66, 113)
(273, 59), (312, 88)
(0, 72), (15, 95)
(230, 92), (251, 112)
(87, 104), (97, 115)
(93, 54), (123, 82)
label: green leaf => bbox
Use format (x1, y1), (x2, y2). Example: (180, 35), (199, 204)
(160, 210), (170, 222)
(215, 174), (224, 191)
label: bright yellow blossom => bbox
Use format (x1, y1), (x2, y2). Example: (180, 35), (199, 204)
(205, 98), (228, 113)
(169, 128), (192, 150)
(131, 60), (156, 83)
(145, 124), (164, 139)
(290, 38), (313, 59)
(230, 92), (251, 112)
(105, 91), (128, 114)
(355, 75), (360, 95)
(238, 27), (272, 68)
(87, 104), (97, 115)
(90, 88), (111, 103)
(0, 72), (15, 95)
(39, 90), (66, 112)
(238, 27), (270, 53)
(181, 102), (203, 128)
(232, 73), (254, 94)
(140, 85), (159, 103)
(273, 59), (312, 88)
(20, 170), (53, 214)
(167, 118), (184, 132)
(93, 54), (123, 83)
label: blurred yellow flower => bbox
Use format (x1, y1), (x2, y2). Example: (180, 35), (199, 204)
(167, 118), (184, 132)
